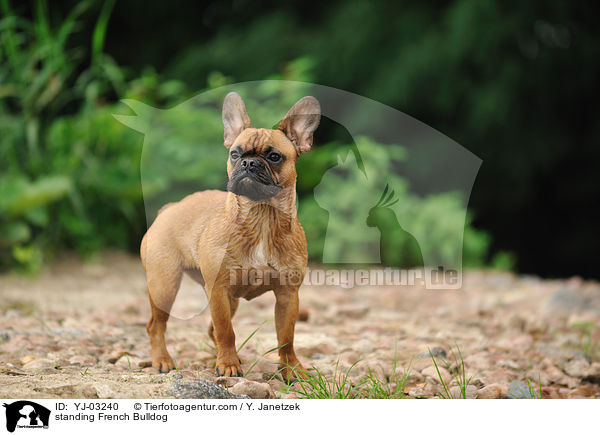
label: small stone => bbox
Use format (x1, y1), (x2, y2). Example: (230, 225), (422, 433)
(215, 376), (244, 388)
(567, 385), (596, 399)
(22, 358), (57, 371)
(334, 305), (370, 319)
(417, 347), (447, 359)
(297, 308), (309, 322)
(422, 366), (452, 385)
(583, 362), (600, 384)
(296, 338), (336, 357)
(545, 365), (577, 387)
(506, 380), (538, 399)
(396, 368), (424, 385)
(34, 384), (77, 396)
(354, 339), (375, 354)
(230, 380), (275, 399)
(498, 359), (521, 370)
(169, 379), (247, 399)
(448, 385), (477, 399)
(476, 384), (503, 399)
(563, 359), (590, 378)
(267, 378), (286, 392)
(115, 354), (143, 370)
(92, 383), (116, 399)
(68, 355), (96, 366)
(20, 355), (35, 365)
(79, 384), (99, 399)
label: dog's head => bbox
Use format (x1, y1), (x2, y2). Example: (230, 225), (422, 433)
(223, 92), (320, 201)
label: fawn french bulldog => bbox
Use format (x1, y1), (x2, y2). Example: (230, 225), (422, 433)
(140, 92), (320, 381)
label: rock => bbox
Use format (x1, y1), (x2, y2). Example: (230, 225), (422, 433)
(396, 368), (424, 385)
(422, 366), (452, 385)
(79, 384), (100, 399)
(334, 305), (370, 319)
(476, 384), (503, 399)
(417, 347), (447, 359)
(92, 383), (116, 399)
(567, 385), (597, 398)
(563, 359), (590, 378)
(168, 379), (248, 399)
(506, 380), (538, 399)
(583, 362), (600, 384)
(68, 355), (96, 366)
(545, 365), (577, 387)
(34, 384), (77, 396)
(470, 378), (485, 389)
(449, 385), (477, 399)
(353, 339), (375, 354)
(267, 378), (286, 392)
(20, 355), (35, 365)
(115, 354), (143, 370)
(547, 287), (590, 312)
(230, 380), (275, 399)
(215, 376), (244, 388)
(296, 336), (337, 357)
(498, 359), (521, 370)
(297, 308), (309, 322)
(22, 358), (57, 371)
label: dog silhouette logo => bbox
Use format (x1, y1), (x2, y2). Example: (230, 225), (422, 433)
(3, 401), (50, 432)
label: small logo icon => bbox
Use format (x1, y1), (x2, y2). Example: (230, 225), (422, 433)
(2, 401), (50, 433)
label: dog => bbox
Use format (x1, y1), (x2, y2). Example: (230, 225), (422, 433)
(140, 92), (320, 382)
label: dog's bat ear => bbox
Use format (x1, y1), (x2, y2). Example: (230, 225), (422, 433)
(278, 96), (321, 155)
(223, 92), (251, 149)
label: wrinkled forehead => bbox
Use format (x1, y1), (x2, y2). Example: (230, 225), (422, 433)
(233, 128), (296, 157)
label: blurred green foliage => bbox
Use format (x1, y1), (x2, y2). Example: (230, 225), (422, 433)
(0, 0), (502, 273)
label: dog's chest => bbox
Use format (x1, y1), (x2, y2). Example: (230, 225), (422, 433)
(246, 235), (278, 268)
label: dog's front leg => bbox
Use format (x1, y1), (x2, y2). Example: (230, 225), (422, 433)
(274, 286), (307, 382)
(209, 286), (243, 377)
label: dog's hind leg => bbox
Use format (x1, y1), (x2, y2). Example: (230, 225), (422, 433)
(145, 258), (182, 373)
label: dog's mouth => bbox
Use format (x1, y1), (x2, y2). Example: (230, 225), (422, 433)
(227, 173), (282, 201)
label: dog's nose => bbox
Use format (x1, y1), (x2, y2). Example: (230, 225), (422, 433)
(240, 157), (261, 172)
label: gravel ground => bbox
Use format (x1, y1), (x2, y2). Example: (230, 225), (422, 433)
(1, 252), (599, 399)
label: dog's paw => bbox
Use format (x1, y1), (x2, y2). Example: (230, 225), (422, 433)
(152, 355), (175, 373)
(215, 358), (243, 377)
(281, 363), (308, 383)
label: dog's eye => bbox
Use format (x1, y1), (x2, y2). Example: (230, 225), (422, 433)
(268, 152), (281, 162)
(230, 151), (240, 160)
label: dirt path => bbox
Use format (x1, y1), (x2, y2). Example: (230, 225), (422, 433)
(1, 252), (599, 399)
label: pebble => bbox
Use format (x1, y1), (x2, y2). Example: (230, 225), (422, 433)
(506, 380), (538, 399)
(230, 380), (275, 399)
(421, 366), (452, 385)
(68, 355), (97, 366)
(476, 384), (503, 399)
(563, 359), (590, 378)
(22, 358), (57, 371)
(417, 347), (447, 359)
(169, 379), (248, 399)
(448, 385), (477, 399)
